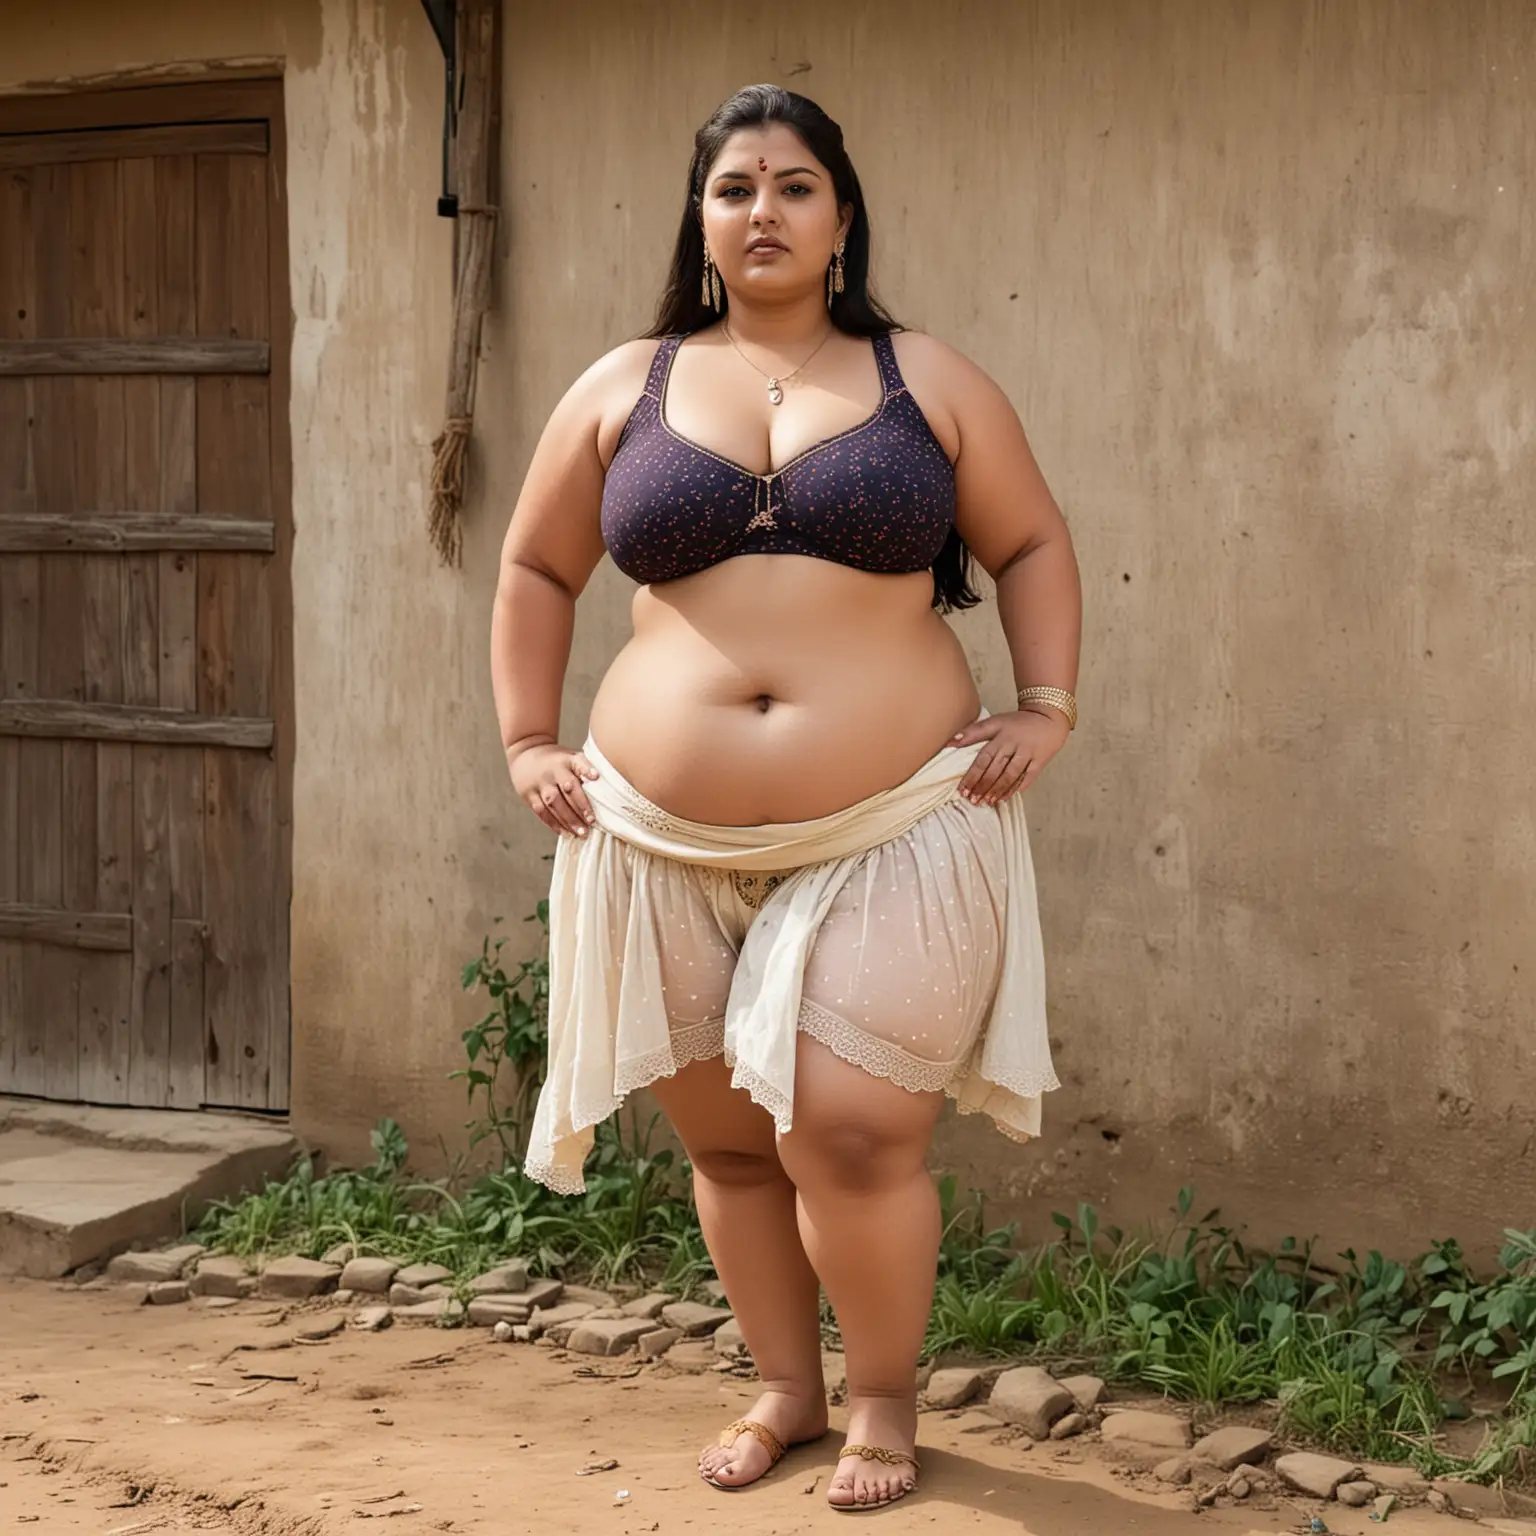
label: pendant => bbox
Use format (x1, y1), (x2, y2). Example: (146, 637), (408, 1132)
(767, 378), (784, 406)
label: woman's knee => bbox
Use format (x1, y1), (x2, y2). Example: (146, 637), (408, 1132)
(688, 1143), (788, 1188)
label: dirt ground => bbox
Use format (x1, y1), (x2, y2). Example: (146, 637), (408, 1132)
(0, 1277), (1486, 1536)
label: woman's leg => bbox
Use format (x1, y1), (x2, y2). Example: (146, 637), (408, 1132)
(649, 1054), (828, 1487)
(775, 1040), (943, 1508)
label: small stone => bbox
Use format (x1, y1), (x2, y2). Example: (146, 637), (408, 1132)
(340, 1257), (399, 1294)
(147, 1280), (191, 1305)
(352, 1306), (392, 1331)
(321, 1242), (356, 1265)
(1360, 1463), (1427, 1494)
(699, 1279), (728, 1303)
(527, 1301), (595, 1339)
(332, 1288), (354, 1304)
(106, 1244), (206, 1283)
(389, 1282), (451, 1307)
(394, 1262), (453, 1289)
(1426, 1489), (1451, 1512)
(297, 1315), (346, 1340)
(467, 1297), (532, 1328)
(560, 1284), (616, 1307)
(1192, 1425), (1274, 1471)
(394, 1298), (463, 1322)
(567, 1317), (658, 1356)
(515, 1279), (564, 1310)
(713, 1318), (747, 1356)
(621, 1292), (677, 1320)
(1058, 1374), (1107, 1412)
(468, 1261), (530, 1295)
(1100, 1410), (1194, 1453)
(1336, 1481), (1377, 1507)
(1050, 1412), (1088, 1440)
(637, 1326), (683, 1359)
(1154, 1455), (1192, 1485)
(924, 1368), (984, 1410)
(189, 1255), (251, 1297)
(511, 1325), (532, 1342)
(1274, 1451), (1362, 1500)
(988, 1367), (1074, 1438)
(258, 1256), (342, 1299)
(200, 1296), (240, 1310)
(663, 1340), (717, 1373)
(1228, 1476), (1251, 1499)
(492, 1321), (514, 1343)
(659, 1301), (732, 1336)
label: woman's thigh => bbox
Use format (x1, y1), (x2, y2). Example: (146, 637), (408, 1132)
(649, 1054), (783, 1183)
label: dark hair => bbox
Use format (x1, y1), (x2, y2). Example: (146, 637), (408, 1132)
(645, 84), (980, 614)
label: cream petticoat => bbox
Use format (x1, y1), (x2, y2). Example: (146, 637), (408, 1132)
(522, 730), (1059, 1194)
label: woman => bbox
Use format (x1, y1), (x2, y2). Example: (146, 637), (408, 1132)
(491, 84), (1081, 1512)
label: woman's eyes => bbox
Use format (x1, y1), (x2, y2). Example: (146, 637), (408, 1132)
(719, 183), (813, 198)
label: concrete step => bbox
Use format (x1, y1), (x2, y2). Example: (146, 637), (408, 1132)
(0, 1097), (299, 1278)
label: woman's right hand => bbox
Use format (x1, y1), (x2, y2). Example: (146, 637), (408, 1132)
(508, 742), (600, 838)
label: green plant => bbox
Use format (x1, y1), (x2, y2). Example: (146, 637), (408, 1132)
(451, 905), (551, 1163)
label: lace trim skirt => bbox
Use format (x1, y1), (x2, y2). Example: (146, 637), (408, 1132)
(523, 732), (1060, 1195)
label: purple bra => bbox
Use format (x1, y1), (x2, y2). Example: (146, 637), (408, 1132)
(600, 331), (956, 586)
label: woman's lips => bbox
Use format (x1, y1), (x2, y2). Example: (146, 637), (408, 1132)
(746, 241), (788, 254)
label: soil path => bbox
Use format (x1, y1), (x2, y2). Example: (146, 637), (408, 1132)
(0, 1278), (1474, 1536)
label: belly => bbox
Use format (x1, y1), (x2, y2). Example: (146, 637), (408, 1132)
(587, 557), (981, 824)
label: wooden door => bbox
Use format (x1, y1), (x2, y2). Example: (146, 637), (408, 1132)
(0, 81), (292, 1112)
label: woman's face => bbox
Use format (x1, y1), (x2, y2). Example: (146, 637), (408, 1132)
(699, 123), (851, 305)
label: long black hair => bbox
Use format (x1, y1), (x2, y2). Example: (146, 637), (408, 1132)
(645, 84), (980, 614)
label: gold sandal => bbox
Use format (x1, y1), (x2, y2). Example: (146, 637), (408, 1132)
(702, 1418), (787, 1491)
(830, 1444), (921, 1512)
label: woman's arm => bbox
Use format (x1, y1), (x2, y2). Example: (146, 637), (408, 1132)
(902, 333), (1083, 804)
(490, 343), (647, 835)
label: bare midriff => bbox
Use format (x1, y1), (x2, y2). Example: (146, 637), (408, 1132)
(588, 554), (979, 827)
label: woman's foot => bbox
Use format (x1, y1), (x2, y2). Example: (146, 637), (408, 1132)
(827, 1395), (919, 1510)
(698, 1386), (829, 1490)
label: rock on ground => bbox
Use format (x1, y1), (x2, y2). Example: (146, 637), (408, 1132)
(468, 1261), (530, 1295)
(1360, 1463), (1428, 1493)
(258, 1257), (342, 1299)
(638, 1326), (682, 1359)
(1192, 1425), (1273, 1470)
(106, 1245), (205, 1283)
(147, 1280), (190, 1305)
(621, 1292), (676, 1320)
(394, 1298), (464, 1323)
(566, 1317), (658, 1357)
(1058, 1374), (1107, 1412)
(663, 1340), (717, 1373)
(394, 1262), (453, 1289)
(528, 1301), (595, 1339)
(699, 1279), (728, 1303)
(389, 1282), (451, 1307)
(560, 1285), (616, 1307)
(712, 1318), (747, 1356)
(924, 1367), (983, 1410)
(1154, 1455), (1192, 1485)
(339, 1257), (398, 1294)
(1099, 1410), (1194, 1453)
(1274, 1451), (1362, 1499)
(1335, 1480), (1377, 1507)
(189, 1255), (251, 1298)
(467, 1297), (531, 1328)
(351, 1306), (392, 1331)
(988, 1367), (1074, 1438)
(1050, 1412), (1088, 1440)
(659, 1301), (732, 1336)
(491, 1321), (514, 1342)
(321, 1242), (356, 1265)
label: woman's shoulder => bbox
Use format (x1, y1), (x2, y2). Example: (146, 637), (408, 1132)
(888, 328), (989, 388)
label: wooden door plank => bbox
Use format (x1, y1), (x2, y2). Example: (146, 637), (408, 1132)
(127, 745), (171, 1104)
(0, 699), (274, 748)
(0, 513), (275, 552)
(168, 915), (206, 1107)
(0, 79), (283, 137)
(0, 121), (269, 170)
(0, 337), (270, 375)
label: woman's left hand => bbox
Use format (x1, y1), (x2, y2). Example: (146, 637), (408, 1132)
(952, 708), (1070, 806)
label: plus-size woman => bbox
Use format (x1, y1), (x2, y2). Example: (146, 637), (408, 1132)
(490, 84), (1082, 1512)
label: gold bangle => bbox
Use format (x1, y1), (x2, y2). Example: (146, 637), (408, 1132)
(1016, 685), (1077, 730)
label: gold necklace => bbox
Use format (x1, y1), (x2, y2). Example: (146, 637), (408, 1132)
(721, 319), (835, 406)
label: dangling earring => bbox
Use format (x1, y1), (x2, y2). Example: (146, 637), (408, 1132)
(826, 241), (846, 308)
(702, 247), (722, 312)
(701, 247), (712, 308)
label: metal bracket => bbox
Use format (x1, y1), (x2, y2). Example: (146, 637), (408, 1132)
(419, 0), (459, 217)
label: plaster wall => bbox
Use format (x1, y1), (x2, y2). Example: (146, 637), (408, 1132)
(4, 0), (1532, 1262)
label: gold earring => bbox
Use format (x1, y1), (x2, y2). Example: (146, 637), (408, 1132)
(827, 242), (846, 308)
(701, 248), (712, 308)
(711, 257), (722, 310)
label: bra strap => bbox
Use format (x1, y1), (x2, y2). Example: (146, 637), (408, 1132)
(872, 331), (907, 396)
(644, 334), (682, 399)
